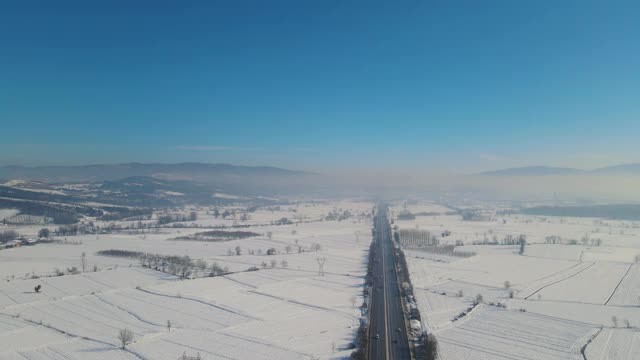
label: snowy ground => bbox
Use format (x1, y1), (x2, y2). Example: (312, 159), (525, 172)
(0, 200), (373, 360)
(0, 209), (19, 221)
(396, 201), (640, 360)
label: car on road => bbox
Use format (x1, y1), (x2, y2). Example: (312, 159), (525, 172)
(375, 334), (380, 340)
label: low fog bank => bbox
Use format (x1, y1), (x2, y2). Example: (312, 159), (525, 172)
(316, 172), (640, 203)
(2, 162), (638, 204)
(455, 174), (640, 203)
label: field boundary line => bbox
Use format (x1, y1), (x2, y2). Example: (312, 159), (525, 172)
(136, 288), (260, 320)
(581, 327), (603, 360)
(524, 262), (595, 300)
(603, 263), (633, 305)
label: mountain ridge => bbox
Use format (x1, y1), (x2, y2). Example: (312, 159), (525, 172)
(0, 162), (309, 183)
(477, 163), (640, 176)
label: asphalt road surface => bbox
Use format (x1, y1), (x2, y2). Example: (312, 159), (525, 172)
(368, 204), (411, 360)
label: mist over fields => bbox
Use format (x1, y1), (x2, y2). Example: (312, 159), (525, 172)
(3, 162), (640, 205)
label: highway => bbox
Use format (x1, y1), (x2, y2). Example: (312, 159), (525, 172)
(368, 204), (411, 360)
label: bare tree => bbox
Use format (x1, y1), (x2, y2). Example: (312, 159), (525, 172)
(285, 245), (292, 254)
(280, 260), (288, 268)
(270, 259), (277, 268)
(316, 257), (327, 276)
(38, 228), (50, 239)
(118, 328), (134, 349)
(81, 252), (87, 273)
(518, 235), (527, 255)
(235, 246), (242, 256)
(612, 316), (618, 328)
(209, 262), (223, 276)
(178, 257), (192, 279)
(195, 259), (208, 276)
(167, 320), (172, 331)
(266, 231), (273, 240)
(422, 333), (439, 360)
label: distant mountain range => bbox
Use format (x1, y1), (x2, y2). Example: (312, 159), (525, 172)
(478, 163), (640, 176)
(0, 163), (308, 183)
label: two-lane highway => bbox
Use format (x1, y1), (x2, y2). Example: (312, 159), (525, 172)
(368, 204), (411, 360)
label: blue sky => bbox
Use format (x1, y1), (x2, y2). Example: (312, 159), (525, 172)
(1, 1), (639, 173)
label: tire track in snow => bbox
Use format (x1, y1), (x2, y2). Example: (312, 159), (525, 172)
(117, 291), (232, 328)
(449, 325), (577, 357)
(512, 261), (584, 288)
(437, 337), (537, 360)
(82, 274), (117, 290)
(523, 262), (595, 300)
(0, 312), (24, 329)
(246, 290), (331, 311)
(219, 275), (257, 289)
(48, 301), (131, 333)
(136, 288), (260, 321)
(220, 332), (313, 358)
(59, 295), (157, 332)
(0, 287), (19, 304)
(246, 289), (355, 319)
(94, 294), (165, 328)
(39, 278), (70, 297)
(7, 313), (147, 360)
(160, 339), (237, 360)
(459, 316), (582, 350)
(47, 346), (77, 360)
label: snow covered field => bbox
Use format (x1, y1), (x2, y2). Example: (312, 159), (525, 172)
(0, 209), (19, 221)
(396, 201), (640, 360)
(0, 200), (373, 360)
(437, 305), (596, 360)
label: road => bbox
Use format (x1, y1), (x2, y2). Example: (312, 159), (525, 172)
(368, 204), (411, 360)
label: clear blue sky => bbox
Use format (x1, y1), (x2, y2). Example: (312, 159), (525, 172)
(1, 1), (639, 173)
